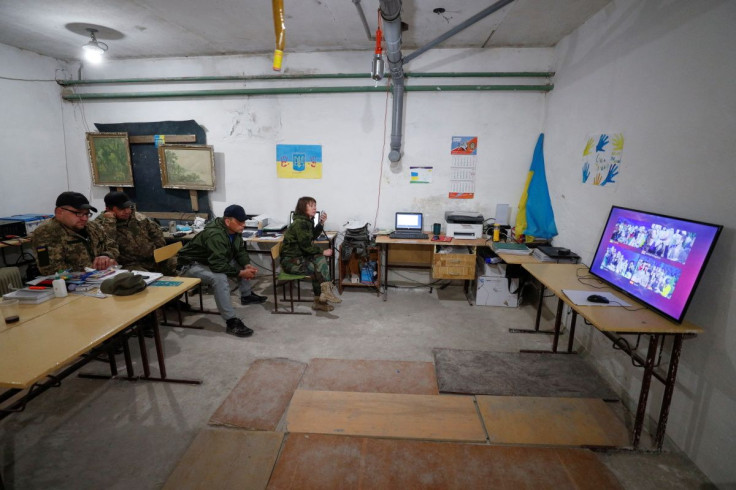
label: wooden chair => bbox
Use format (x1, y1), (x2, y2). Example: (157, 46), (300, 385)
(270, 241), (312, 315)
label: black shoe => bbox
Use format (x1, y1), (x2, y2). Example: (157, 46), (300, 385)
(226, 318), (254, 337)
(240, 293), (268, 305)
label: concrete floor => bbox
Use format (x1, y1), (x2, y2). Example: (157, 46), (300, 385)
(0, 280), (715, 489)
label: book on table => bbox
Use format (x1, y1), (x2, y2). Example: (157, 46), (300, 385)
(491, 242), (532, 255)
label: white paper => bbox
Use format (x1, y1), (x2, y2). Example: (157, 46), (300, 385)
(562, 289), (631, 307)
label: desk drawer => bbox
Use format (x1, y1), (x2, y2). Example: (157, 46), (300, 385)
(432, 249), (476, 280)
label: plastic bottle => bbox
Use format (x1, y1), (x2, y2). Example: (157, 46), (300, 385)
(493, 224), (501, 242)
(52, 274), (68, 298)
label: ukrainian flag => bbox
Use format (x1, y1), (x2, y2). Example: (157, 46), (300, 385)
(516, 133), (558, 240)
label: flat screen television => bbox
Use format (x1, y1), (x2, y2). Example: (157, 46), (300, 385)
(589, 206), (722, 323)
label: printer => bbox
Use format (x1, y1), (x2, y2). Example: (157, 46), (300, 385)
(445, 211), (484, 239)
(244, 214), (269, 228)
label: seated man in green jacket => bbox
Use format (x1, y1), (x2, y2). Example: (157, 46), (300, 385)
(177, 205), (266, 338)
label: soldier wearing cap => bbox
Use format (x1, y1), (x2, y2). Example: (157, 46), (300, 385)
(96, 191), (171, 273)
(32, 191), (119, 275)
(177, 204), (266, 337)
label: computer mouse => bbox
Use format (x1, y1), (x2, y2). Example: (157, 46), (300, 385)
(587, 294), (610, 304)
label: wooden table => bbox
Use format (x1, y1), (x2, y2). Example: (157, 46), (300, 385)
(0, 277), (201, 402)
(521, 263), (703, 449)
(0, 236), (32, 266)
(375, 235), (488, 302)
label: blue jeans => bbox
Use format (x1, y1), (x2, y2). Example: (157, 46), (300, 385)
(180, 261), (253, 321)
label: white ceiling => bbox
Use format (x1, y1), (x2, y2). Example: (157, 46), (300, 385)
(0, 0), (609, 63)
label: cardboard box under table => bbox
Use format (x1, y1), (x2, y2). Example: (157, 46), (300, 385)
(475, 261), (519, 307)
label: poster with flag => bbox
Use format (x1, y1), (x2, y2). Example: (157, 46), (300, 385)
(515, 133), (558, 240)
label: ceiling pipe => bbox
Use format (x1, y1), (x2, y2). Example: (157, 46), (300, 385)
(378, 0), (405, 163)
(352, 0), (373, 41)
(61, 83), (552, 101)
(272, 0), (286, 71)
(403, 0), (516, 64)
(378, 0), (518, 163)
(57, 71), (554, 86)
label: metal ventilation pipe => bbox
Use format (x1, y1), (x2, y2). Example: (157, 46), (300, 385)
(378, 0), (405, 162)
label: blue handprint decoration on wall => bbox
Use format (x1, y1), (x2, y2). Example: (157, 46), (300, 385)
(582, 132), (623, 186)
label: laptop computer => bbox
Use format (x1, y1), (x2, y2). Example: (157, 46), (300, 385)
(389, 212), (428, 239)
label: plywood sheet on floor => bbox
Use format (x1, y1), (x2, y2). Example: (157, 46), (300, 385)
(267, 433), (623, 489)
(433, 348), (618, 399)
(210, 358), (306, 430)
(164, 428), (283, 490)
(286, 389), (485, 442)
(299, 358), (438, 394)
(478, 395), (630, 447)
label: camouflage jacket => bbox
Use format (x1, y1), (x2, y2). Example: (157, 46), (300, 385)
(177, 218), (250, 277)
(95, 211), (165, 269)
(31, 218), (119, 275)
(281, 214), (324, 259)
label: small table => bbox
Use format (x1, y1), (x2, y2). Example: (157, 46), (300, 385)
(521, 263), (703, 450)
(375, 235), (488, 302)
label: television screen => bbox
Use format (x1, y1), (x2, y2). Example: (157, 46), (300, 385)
(589, 206), (722, 323)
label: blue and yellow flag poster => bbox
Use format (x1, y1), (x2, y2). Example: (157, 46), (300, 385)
(276, 144), (322, 179)
(516, 134), (558, 241)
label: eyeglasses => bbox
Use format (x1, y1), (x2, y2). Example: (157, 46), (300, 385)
(60, 207), (92, 218)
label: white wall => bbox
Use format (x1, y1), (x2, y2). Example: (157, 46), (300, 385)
(3, 1), (733, 483)
(546, 0), (736, 485)
(0, 44), (70, 216)
(54, 48), (553, 228)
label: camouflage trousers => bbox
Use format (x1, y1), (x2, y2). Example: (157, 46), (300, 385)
(281, 254), (330, 294)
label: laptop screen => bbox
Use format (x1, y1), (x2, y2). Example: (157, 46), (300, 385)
(395, 212), (423, 231)
(289, 211), (320, 227)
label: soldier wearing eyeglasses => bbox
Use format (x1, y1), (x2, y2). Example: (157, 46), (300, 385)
(32, 191), (119, 275)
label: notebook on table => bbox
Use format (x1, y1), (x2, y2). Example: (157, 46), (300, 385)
(389, 212), (428, 240)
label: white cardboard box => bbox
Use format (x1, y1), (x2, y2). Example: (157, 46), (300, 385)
(475, 262), (519, 307)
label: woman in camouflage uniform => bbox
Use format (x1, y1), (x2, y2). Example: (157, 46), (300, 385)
(280, 196), (341, 312)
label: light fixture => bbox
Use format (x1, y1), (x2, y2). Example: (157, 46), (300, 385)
(82, 28), (108, 63)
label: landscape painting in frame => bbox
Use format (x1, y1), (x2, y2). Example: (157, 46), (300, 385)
(86, 132), (134, 187)
(158, 144), (216, 191)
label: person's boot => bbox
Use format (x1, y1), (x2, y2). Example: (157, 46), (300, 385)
(225, 317), (254, 337)
(312, 299), (334, 312)
(319, 282), (342, 303)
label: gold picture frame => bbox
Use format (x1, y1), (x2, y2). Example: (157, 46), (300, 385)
(158, 144), (216, 191)
(86, 132), (134, 187)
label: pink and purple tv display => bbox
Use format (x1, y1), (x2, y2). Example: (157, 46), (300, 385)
(590, 206), (722, 323)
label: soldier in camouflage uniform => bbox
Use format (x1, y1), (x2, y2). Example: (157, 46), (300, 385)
(281, 196), (341, 312)
(32, 191), (119, 276)
(95, 191), (174, 274)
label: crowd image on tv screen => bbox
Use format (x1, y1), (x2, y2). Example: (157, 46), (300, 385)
(602, 221), (687, 300)
(610, 218), (695, 265)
